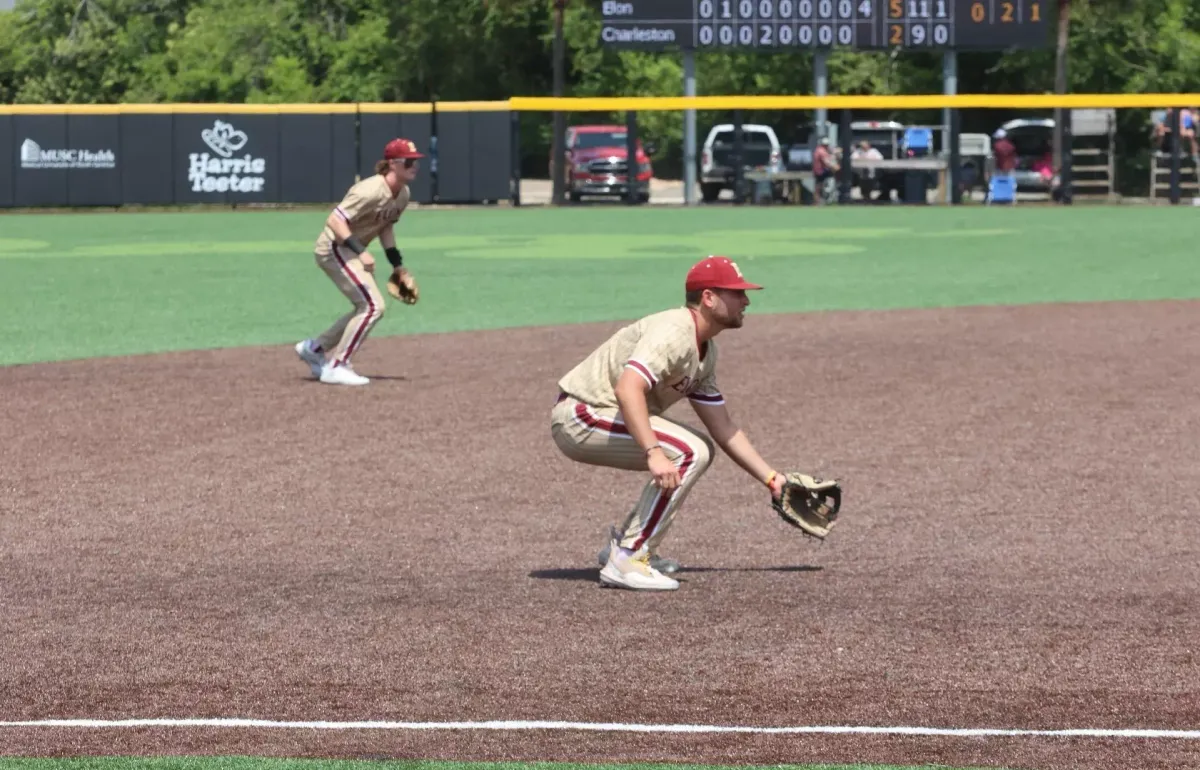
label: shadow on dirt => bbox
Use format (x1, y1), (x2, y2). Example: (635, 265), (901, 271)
(528, 565), (822, 581)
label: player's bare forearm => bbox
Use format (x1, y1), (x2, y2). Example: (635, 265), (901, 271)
(614, 370), (659, 453)
(616, 369), (681, 489)
(720, 430), (779, 489)
(693, 403), (775, 486)
(379, 225), (397, 250)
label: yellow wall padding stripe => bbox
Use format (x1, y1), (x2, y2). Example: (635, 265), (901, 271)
(435, 101), (511, 112)
(0, 103), (420, 115)
(355, 103), (434, 114)
(2, 94), (1197, 116)
(509, 93), (1200, 111)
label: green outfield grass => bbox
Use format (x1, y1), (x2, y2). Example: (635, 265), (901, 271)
(0, 760), (1002, 770)
(0, 205), (1197, 366)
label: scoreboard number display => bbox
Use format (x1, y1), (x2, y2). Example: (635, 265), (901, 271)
(600, 0), (1049, 50)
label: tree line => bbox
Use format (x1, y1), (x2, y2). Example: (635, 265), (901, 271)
(1, 0), (1197, 191)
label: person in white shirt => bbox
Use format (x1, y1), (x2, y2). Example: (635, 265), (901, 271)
(851, 140), (884, 201)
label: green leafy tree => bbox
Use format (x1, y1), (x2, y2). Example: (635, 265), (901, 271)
(4, 0), (194, 103)
(0, 10), (20, 102)
(134, 0), (313, 102)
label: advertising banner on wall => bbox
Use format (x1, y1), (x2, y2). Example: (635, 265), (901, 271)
(18, 137), (116, 170)
(13, 114), (120, 207)
(174, 114), (280, 203)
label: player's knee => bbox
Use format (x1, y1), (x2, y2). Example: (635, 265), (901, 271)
(686, 434), (715, 474)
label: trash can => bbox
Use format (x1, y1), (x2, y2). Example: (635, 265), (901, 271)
(903, 170), (929, 204)
(753, 178), (774, 204)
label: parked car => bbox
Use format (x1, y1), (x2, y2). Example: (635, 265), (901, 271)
(698, 123), (783, 203)
(995, 118), (1055, 193)
(549, 125), (653, 203)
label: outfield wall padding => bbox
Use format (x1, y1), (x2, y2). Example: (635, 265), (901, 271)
(120, 114), (174, 205)
(67, 115), (123, 207)
(434, 112), (472, 203)
(330, 114), (359, 202)
(0, 115), (13, 208)
(3, 107), (511, 209)
(437, 110), (512, 204)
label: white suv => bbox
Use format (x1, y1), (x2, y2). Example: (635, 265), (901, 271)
(699, 123), (783, 202)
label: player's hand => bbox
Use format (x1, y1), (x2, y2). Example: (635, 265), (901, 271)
(647, 447), (680, 491)
(360, 252), (375, 273)
(768, 470), (786, 500)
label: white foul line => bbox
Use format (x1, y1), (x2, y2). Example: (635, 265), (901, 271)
(0, 718), (1198, 739)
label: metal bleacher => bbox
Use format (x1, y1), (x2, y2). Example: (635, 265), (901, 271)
(1149, 109), (1200, 202)
(1069, 109), (1117, 202)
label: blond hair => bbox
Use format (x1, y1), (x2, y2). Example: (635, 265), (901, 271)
(374, 159), (390, 175)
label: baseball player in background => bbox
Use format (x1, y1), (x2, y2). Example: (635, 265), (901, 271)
(550, 256), (789, 591)
(294, 138), (423, 386)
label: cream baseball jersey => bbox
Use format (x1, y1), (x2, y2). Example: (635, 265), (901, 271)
(314, 175), (409, 256)
(558, 307), (724, 415)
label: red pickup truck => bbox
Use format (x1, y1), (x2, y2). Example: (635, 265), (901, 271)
(550, 124), (654, 203)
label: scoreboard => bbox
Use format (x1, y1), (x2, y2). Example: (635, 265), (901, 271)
(600, 0), (1050, 50)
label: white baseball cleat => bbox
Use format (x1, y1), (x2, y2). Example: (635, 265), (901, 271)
(597, 527), (681, 575)
(319, 362), (370, 386)
(294, 339), (325, 378)
(598, 540), (679, 591)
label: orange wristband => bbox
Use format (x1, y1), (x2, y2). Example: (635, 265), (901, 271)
(765, 471), (778, 488)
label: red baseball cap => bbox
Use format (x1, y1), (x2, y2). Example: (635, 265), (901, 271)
(685, 255), (762, 292)
(384, 138), (425, 160)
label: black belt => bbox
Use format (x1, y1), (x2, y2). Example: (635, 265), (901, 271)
(555, 391), (569, 404)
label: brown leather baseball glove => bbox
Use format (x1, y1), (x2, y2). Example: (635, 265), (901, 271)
(386, 267), (419, 305)
(772, 472), (842, 540)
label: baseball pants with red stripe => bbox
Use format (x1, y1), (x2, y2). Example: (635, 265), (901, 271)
(314, 248), (386, 367)
(551, 394), (715, 555)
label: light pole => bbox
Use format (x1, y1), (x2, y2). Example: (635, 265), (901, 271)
(551, 0), (567, 206)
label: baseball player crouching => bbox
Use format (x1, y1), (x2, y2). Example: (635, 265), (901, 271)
(295, 138), (423, 386)
(550, 256), (790, 591)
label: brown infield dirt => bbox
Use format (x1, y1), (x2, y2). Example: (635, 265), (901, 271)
(2, 300), (1199, 770)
